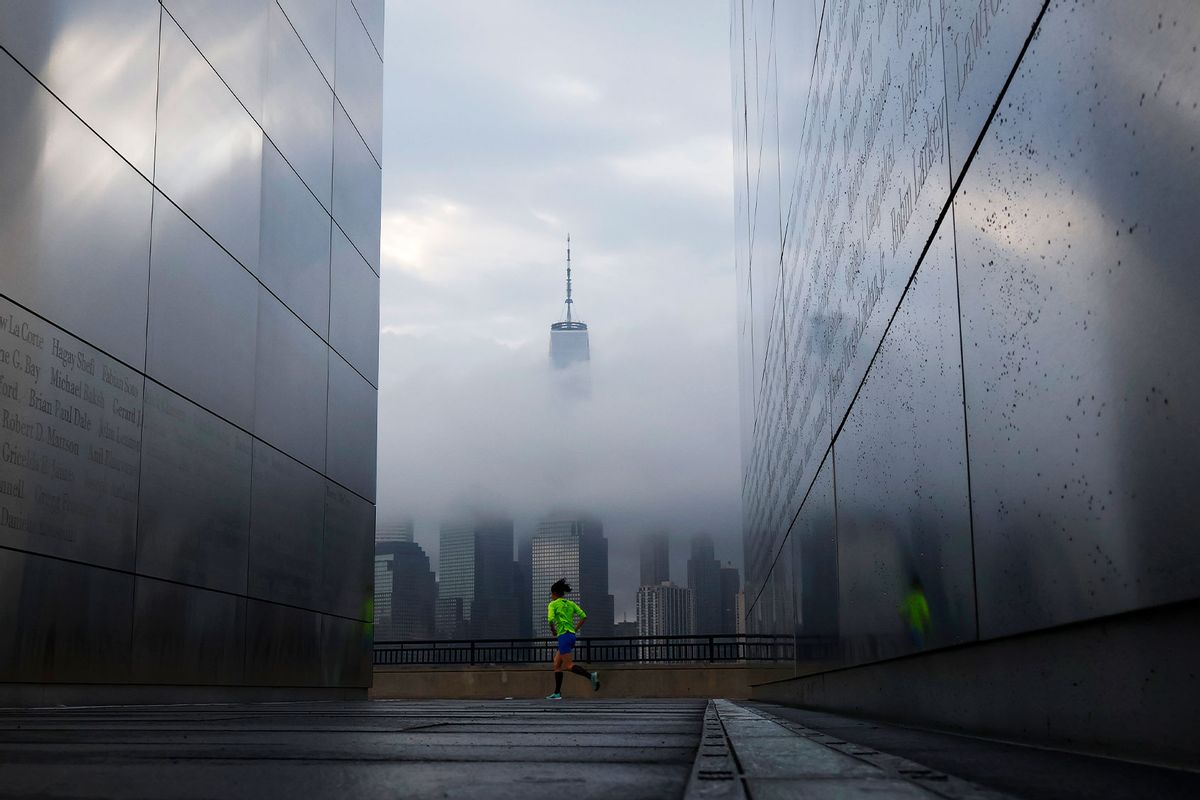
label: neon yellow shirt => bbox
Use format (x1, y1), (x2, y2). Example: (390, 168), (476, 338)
(547, 597), (586, 635)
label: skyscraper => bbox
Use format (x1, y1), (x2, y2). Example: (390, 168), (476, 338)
(687, 534), (723, 635)
(516, 533), (533, 638)
(549, 236), (590, 370)
(0, 1), (382, 698)
(374, 554), (394, 640)
(719, 563), (741, 634)
(376, 520), (415, 544)
(613, 619), (639, 638)
(640, 532), (670, 587)
(637, 583), (693, 637)
(436, 515), (519, 639)
(375, 540), (436, 641)
(435, 522), (474, 639)
(531, 514), (613, 637)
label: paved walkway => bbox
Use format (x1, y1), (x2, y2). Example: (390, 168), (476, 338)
(0, 699), (702, 799)
(0, 699), (1196, 799)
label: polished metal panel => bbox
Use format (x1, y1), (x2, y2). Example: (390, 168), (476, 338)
(322, 479), (375, 619)
(833, 228), (975, 665)
(941, 0), (1044, 181)
(1, 0), (379, 693)
(277, 0), (336, 83)
(956, 0), (1200, 638)
(258, 140), (332, 337)
(740, 0), (959, 633)
(264, 1), (334, 211)
(329, 226), (380, 384)
(146, 193), (259, 431)
(247, 440), (325, 609)
(0, 51), (153, 367)
(319, 613), (371, 688)
(0, 549), (133, 682)
(762, 526), (795, 638)
(334, 0), (383, 163)
(160, 0), (269, 121)
(0, 0), (160, 176)
(331, 101), (382, 273)
(136, 381), (252, 594)
(351, 0), (385, 58)
(131, 577), (245, 684)
(253, 294), (328, 470)
(0, 297), (143, 570)
(155, 14), (263, 272)
(773, 0), (819, 216)
(325, 353), (377, 501)
(788, 457), (838, 665)
(822, 0), (953, 427)
(244, 599), (323, 686)
(744, 0), (957, 618)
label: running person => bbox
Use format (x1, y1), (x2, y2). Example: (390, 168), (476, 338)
(545, 579), (600, 700)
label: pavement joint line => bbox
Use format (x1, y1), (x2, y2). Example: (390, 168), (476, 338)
(682, 700), (748, 800)
(736, 703), (1016, 800)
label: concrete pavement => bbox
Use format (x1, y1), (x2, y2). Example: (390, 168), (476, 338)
(0, 698), (1196, 799)
(0, 699), (702, 799)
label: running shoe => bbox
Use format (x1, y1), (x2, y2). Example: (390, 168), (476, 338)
(590, 672), (600, 692)
(545, 692), (562, 700)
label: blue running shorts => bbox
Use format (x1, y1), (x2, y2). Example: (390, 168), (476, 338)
(556, 633), (577, 654)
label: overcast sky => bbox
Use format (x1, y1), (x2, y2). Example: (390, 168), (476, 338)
(378, 1), (739, 619)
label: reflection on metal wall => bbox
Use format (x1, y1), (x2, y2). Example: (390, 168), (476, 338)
(733, 0), (1200, 670)
(0, 0), (383, 690)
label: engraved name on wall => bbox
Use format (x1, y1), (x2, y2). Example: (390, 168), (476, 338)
(740, 0), (955, 593)
(0, 297), (143, 569)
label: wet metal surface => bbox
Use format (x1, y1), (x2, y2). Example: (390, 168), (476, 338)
(736, 0), (1200, 678)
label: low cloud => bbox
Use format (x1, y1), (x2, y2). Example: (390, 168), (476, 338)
(379, 1), (739, 617)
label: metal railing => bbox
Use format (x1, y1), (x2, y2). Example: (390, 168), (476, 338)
(374, 634), (794, 666)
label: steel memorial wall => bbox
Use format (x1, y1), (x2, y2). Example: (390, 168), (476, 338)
(0, 0), (383, 696)
(733, 0), (1200, 673)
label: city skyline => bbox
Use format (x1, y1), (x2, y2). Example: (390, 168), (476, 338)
(376, 1), (741, 617)
(379, 515), (740, 623)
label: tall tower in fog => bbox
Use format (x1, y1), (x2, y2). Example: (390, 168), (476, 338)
(549, 235), (590, 370)
(640, 532), (670, 587)
(687, 534), (723, 635)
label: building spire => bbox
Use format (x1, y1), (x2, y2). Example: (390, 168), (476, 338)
(565, 233), (573, 323)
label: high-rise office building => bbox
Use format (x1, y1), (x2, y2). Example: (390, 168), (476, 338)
(377, 520), (414, 544)
(549, 236), (590, 370)
(639, 532), (670, 587)
(374, 554), (394, 639)
(687, 534), (723, 635)
(613, 619), (639, 638)
(436, 522), (474, 639)
(516, 533), (533, 638)
(436, 515), (519, 639)
(531, 514), (613, 637)
(637, 582), (693, 637)
(375, 540), (436, 641)
(719, 564), (741, 634)
(0, 1), (383, 698)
